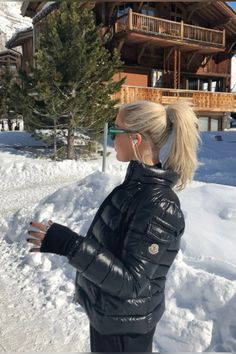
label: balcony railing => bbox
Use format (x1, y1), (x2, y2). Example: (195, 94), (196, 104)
(112, 86), (236, 113)
(115, 10), (225, 48)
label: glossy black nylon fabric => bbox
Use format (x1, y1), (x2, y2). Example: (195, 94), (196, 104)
(67, 160), (185, 335)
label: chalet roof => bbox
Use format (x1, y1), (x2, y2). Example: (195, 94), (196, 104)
(194, 1), (236, 38)
(21, 0), (30, 17)
(6, 27), (33, 49)
(20, 1), (236, 42)
(21, 0), (41, 17)
(32, 2), (58, 24)
(0, 49), (21, 58)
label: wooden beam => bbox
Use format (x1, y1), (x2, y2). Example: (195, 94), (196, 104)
(200, 54), (212, 68)
(108, 3), (117, 18)
(117, 39), (125, 53)
(188, 1), (212, 20)
(178, 50), (181, 89)
(226, 41), (236, 53)
(133, 2), (144, 12)
(166, 48), (174, 62)
(212, 17), (232, 30)
(187, 51), (199, 70)
(137, 43), (148, 64)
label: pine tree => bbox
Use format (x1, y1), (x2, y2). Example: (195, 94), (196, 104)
(10, 69), (39, 132)
(0, 65), (17, 129)
(28, 0), (125, 159)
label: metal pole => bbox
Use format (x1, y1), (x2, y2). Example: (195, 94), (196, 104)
(33, 24), (36, 68)
(102, 122), (108, 172)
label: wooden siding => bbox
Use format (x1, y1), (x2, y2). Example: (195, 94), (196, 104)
(115, 10), (225, 49)
(113, 71), (148, 87)
(0, 51), (21, 70)
(112, 86), (236, 113)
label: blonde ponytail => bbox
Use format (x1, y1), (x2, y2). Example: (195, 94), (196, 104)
(120, 100), (200, 190)
(164, 102), (201, 190)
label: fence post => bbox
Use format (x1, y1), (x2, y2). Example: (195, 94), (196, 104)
(181, 20), (184, 39)
(222, 28), (226, 47)
(102, 122), (108, 172)
(128, 9), (133, 30)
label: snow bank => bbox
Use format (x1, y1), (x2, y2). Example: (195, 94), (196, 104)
(3, 169), (236, 351)
(0, 131), (47, 147)
(1, 130), (236, 351)
(195, 131), (236, 186)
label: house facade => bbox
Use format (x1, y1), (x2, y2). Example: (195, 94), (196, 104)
(7, 1), (236, 131)
(0, 49), (24, 131)
(6, 27), (33, 71)
(0, 49), (21, 71)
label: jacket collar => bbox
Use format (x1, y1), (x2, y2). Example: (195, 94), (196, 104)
(124, 160), (179, 188)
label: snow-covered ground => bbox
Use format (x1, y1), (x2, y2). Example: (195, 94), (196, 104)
(0, 131), (236, 351)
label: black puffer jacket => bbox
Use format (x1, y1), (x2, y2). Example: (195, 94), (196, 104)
(43, 160), (185, 335)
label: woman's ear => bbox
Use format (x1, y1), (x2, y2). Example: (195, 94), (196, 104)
(136, 133), (142, 147)
(130, 133), (142, 146)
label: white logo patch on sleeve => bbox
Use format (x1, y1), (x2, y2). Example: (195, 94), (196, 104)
(148, 243), (159, 255)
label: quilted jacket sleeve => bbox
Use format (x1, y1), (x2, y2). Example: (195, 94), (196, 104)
(68, 197), (185, 300)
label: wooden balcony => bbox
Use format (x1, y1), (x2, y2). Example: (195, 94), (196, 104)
(115, 10), (225, 52)
(112, 86), (236, 113)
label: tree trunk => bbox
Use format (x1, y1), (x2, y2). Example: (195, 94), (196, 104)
(67, 125), (76, 160)
(53, 118), (57, 161)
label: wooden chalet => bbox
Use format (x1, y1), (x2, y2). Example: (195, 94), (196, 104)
(0, 49), (21, 72)
(0, 49), (24, 131)
(9, 0), (236, 131)
(6, 27), (33, 71)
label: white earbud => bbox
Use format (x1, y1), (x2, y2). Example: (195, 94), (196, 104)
(132, 139), (138, 145)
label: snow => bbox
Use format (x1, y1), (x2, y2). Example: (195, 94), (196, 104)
(231, 56), (236, 91)
(0, 2), (32, 51)
(0, 130), (236, 351)
(195, 131), (236, 186)
(32, 1), (57, 24)
(0, 131), (47, 147)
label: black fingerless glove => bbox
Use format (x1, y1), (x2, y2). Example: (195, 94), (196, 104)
(40, 222), (83, 257)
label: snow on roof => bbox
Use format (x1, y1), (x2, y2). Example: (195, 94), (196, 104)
(6, 26), (33, 49)
(0, 48), (21, 57)
(32, 1), (58, 25)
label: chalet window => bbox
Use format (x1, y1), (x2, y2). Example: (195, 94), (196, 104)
(151, 69), (163, 87)
(200, 79), (209, 91)
(117, 3), (133, 17)
(141, 2), (156, 17)
(198, 117), (220, 132)
(170, 4), (182, 22)
(9, 64), (17, 71)
(187, 77), (222, 92)
(211, 79), (223, 92)
(210, 118), (219, 131)
(188, 78), (198, 91)
(198, 117), (209, 131)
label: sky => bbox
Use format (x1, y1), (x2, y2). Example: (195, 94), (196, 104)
(228, 2), (236, 10)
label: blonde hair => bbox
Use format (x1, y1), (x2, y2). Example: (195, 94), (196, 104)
(119, 100), (201, 190)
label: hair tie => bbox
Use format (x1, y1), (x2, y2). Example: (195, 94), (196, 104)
(166, 108), (174, 124)
(166, 108), (174, 131)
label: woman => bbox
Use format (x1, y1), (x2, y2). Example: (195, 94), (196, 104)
(27, 100), (200, 352)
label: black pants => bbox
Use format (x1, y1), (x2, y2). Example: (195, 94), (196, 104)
(90, 324), (156, 352)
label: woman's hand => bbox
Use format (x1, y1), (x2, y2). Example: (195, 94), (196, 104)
(27, 220), (53, 253)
